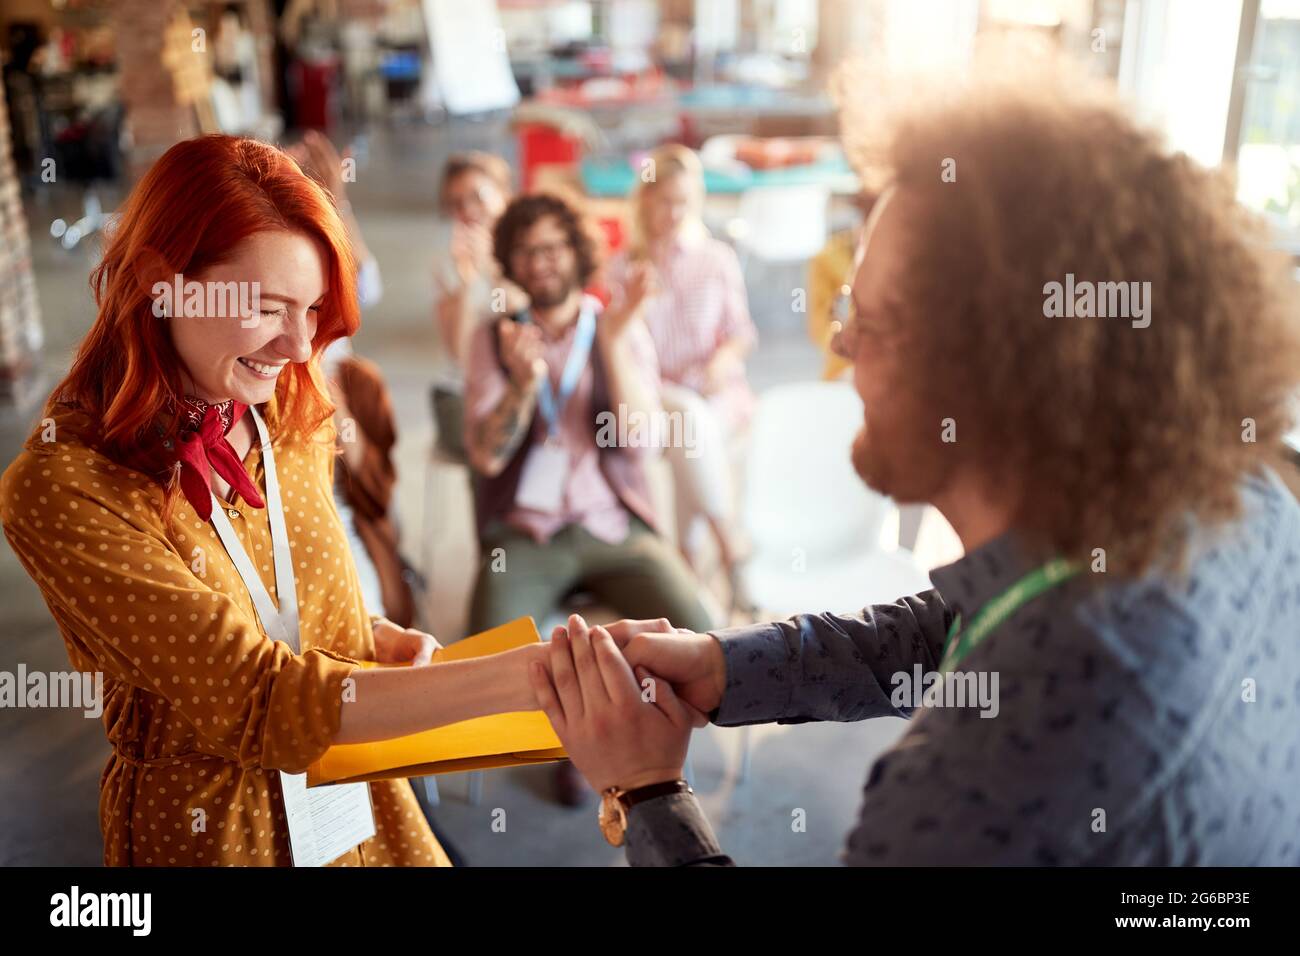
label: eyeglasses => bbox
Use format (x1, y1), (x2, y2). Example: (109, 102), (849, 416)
(830, 282), (898, 359)
(830, 283), (858, 359)
(511, 239), (572, 265)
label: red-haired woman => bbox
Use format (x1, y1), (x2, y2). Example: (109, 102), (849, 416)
(0, 135), (544, 866)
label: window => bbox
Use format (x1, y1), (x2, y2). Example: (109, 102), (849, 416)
(1235, 0), (1300, 252)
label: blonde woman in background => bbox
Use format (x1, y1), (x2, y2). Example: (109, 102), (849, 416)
(606, 144), (757, 611)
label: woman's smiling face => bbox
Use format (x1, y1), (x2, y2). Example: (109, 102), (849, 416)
(168, 230), (327, 406)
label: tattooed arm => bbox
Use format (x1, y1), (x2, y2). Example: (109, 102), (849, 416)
(467, 381), (540, 477)
(465, 318), (546, 477)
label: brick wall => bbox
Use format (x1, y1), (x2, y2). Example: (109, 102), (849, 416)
(113, 0), (199, 178)
(0, 72), (44, 404)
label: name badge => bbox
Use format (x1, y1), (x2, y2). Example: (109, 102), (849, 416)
(280, 770), (376, 867)
(516, 442), (568, 514)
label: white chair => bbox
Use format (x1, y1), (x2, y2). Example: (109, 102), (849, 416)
(729, 183), (830, 265)
(739, 381), (932, 615)
(732, 381), (933, 780)
(726, 184), (830, 328)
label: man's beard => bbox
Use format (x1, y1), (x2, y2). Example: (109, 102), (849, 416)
(851, 414), (949, 506)
(525, 270), (577, 309)
(851, 426), (887, 493)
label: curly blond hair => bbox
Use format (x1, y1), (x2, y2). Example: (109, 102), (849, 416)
(837, 53), (1300, 576)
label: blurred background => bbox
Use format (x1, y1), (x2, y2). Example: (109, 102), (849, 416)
(1, 0), (1298, 866)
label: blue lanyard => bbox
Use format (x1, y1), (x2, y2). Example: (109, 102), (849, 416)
(523, 298), (597, 439)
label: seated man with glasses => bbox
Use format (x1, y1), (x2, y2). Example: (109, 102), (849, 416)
(461, 191), (715, 806)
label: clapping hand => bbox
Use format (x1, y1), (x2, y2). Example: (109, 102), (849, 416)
(600, 260), (658, 341)
(497, 318), (547, 391)
(449, 220), (495, 287)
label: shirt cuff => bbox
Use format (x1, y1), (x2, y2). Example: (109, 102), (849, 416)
(709, 622), (795, 726)
(261, 648), (360, 774)
(625, 791), (727, 867)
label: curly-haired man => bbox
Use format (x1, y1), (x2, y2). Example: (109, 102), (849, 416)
(530, 61), (1300, 865)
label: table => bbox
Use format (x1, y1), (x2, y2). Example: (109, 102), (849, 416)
(579, 148), (859, 198)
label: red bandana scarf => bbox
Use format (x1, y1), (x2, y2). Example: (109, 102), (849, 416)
(171, 396), (266, 521)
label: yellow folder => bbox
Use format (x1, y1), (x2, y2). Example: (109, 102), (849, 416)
(307, 617), (567, 787)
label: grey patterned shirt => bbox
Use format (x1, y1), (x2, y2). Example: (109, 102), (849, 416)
(624, 468), (1300, 866)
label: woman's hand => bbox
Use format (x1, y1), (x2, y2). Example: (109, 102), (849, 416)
(622, 259), (658, 312)
(528, 614), (700, 794)
(601, 261), (658, 342)
(450, 220), (494, 287)
(372, 617), (441, 666)
(508, 641), (550, 711)
(704, 345), (744, 395)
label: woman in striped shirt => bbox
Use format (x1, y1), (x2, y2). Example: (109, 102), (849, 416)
(606, 145), (758, 610)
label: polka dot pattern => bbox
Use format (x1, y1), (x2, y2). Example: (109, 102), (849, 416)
(0, 399), (450, 867)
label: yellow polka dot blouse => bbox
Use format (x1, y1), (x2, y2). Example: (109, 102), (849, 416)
(0, 398), (451, 867)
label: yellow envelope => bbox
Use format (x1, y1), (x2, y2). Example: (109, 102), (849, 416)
(307, 617), (566, 787)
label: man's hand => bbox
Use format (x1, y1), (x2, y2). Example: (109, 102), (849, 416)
(599, 618), (727, 722)
(498, 318), (547, 391)
(619, 628), (727, 719)
(528, 615), (699, 794)
(372, 617), (441, 666)
(466, 319), (544, 477)
(498, 278), (530, 316)
(601, 617), (678, 645)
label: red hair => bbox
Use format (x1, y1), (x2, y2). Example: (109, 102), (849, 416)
(53, 134), (358, 513)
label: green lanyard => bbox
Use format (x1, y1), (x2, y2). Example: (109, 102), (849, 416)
(940, 558), (1079, 672)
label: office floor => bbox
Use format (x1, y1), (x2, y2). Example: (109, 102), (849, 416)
(0, 118), (959, 866)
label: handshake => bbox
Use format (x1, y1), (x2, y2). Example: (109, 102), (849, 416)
(369, 614), (725, 798)
(526, 616), (726, 797)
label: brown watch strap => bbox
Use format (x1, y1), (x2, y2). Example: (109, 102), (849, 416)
(619, 779), (691, 810)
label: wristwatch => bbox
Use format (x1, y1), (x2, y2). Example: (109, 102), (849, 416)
(598, 779), (692, 847)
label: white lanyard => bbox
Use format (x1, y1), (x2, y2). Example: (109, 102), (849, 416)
(523, 296), (597, 440)
(208, 406), (300, 650)
(205, 404), (376, 866)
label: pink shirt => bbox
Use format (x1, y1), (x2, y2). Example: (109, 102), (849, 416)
(608, 233), (757, 430)
(464, 294), (661, 545)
